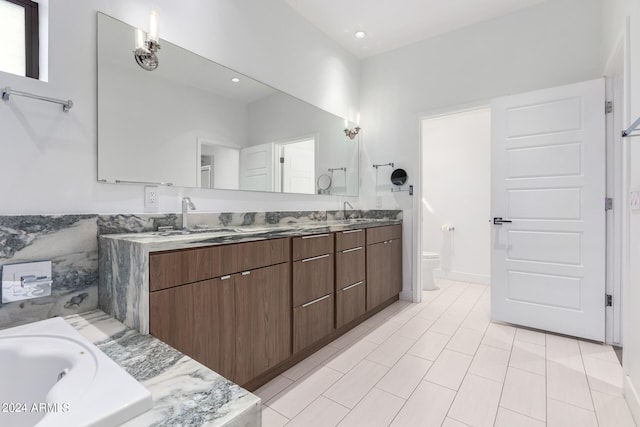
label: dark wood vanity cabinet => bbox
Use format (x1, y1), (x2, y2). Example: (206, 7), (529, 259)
(292, 233), (335, 352)
(148, 223), (402, 390)
(149, 238), (291, 386)
(366, 224), (403, 310)
(335, 229), (366, 328)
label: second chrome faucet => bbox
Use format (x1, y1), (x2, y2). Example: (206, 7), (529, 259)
(182, 197), (197, 229)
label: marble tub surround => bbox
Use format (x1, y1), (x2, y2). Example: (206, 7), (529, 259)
(65, 310), (260, 427)
(0, 215), (99, 329)
(99, 212), (402, 334)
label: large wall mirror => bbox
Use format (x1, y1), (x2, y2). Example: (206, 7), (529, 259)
(97, 13), (359, 196)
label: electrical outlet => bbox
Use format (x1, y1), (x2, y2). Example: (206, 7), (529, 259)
(145, 186), (159, 211)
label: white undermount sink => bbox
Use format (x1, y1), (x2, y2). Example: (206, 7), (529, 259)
(0, 317), (152, 427)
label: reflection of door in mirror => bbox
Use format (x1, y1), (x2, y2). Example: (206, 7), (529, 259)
(197, 139), (240, 190)
(240, 143), (275, 192)
(276, 138), (315, 194)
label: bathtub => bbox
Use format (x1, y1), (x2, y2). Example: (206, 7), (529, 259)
(0, 317), (152, 427)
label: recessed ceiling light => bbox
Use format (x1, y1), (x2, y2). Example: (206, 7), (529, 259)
(354, 31), (366, 39)
(231, 77), (240, 83)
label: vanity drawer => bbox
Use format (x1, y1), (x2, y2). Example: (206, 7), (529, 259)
(292, 233), (334, 261)
(336, 246), (365, 289)
(235, 238), (290, 271)
(366, 224), (402, 245)
(149, 245), (236, 291)
(336, 280), (366, 328)
(293, 293), (334, 353)
(336, 228), (365, 251)
(292, 253), (334, 307)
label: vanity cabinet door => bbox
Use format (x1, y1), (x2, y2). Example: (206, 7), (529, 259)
(149, 284), (195, 357)
(235, 263), (291, 385)
(192, 276), (236, 381)
(366, 241), (392, 310)
(293, 293), (334, 353)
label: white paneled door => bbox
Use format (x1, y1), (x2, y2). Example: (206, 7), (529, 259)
(490, 79), (605, 341)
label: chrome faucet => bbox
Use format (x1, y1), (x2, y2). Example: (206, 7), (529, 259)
(181, 197), (197, 229)
(343, 201), (354, 219)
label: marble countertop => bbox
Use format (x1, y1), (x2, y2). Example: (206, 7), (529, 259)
(64, 310), (260, 427)
(99, 218), (402, 252)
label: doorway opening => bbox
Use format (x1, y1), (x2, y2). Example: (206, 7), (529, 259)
(419, 107), (491, 295)
(275, 137), (316, 194)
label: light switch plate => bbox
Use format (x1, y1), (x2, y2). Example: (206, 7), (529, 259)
(2, 261), (52, 303)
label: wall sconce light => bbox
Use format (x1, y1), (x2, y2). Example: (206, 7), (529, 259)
(344, 113), (361, 140)
(134, 11), (161, 71)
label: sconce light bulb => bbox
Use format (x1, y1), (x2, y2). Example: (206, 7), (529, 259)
(135, 29), (144, 49)
(149, 11), (159, 42)
(356, 113), (360, 125)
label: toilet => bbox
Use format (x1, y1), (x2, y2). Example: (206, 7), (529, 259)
(422, 252), (441, 291)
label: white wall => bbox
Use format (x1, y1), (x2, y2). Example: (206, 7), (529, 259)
(0, 0), (360, 215)
(605, 0), (640, 422)
(359, 0), (604, 299)
(421, 108), (490, 284)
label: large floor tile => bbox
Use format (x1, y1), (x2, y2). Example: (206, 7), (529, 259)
(283, 344), (340, 381)
(390, 381), (456, 427)
(329, 323), (371, 350)
(499, 367), (546, 421)
(547, 398), (598, 427)
(430, 313), (465, 335)
(468, 344), (510, 383)
(323, 359), (389, 409)
(337, 388), (405, 427)
(267, 366), (343, 419)
(441, 418), (470, 427)
(591, 389), (636, 427)
(407, 330), (451, 361)
(578, 340), (620, 364)
(582, 354), (624, 396)
(461, 309), (490, 333)
(515, 327), (546, 346)
(481, 323), (516, 351)
(366, 334), (415, 367)
(546, 360), (594, 411)
(261, 406), (289, 427)
(254, 375), (293, 402)
(447, 374), (502, 427)
(363, 319), (405, 344)
(446, 327), (484, 356)
(509, 340), (546, 376)
(286, 396), (349, 427)
(376, 354), (433, 399)
(325, 339), (378, 374)
(424, 349), (473, 391)
(546, 333), (584, 371)
(494, 407), (545, 427)
(395, 316), (435, 340)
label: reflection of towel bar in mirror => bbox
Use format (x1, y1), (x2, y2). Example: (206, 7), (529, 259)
(391, 185), (414, 195)
(2, 86), (74, 112)
(98, 179), (174, 186)
(622, 115), (640, 138)
(373, 162), (394, 169)
(328, 167), (346, 172)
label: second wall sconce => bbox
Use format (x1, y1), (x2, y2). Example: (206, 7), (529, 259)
(134, 11), (161, 71)
(344, 113), (361, 140)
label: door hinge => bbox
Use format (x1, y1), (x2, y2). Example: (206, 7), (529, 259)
(605, 101), (613, 114)
(605, 197), (613, 211)
(280, 156), (284, 164)
(606, 294), (613, 307)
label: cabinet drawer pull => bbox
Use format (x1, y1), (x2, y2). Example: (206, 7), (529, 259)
(220, 275), (231, 280)
(302, 233), (330, 239)
(301, 294), (331, 308)
(342, 246), (363, 254)
(342, 281), (364, 291)
(342, 229), (363, 234)
(241, 271), (251, 276)
(302, 254), (330, 263)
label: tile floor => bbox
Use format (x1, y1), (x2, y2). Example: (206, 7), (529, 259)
(256, 279), (636, 427)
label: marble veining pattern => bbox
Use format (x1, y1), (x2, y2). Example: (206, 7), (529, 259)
(0, 215), (98, 329)
(65, 310), (260, 427)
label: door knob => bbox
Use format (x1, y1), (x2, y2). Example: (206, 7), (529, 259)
(493, 217), (513, 225)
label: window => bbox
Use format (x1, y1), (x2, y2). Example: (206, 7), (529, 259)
(0, 0), (39, 79)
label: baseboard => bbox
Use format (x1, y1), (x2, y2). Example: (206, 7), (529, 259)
(625, 375), (640, 424)
(434, 269), (490, 285)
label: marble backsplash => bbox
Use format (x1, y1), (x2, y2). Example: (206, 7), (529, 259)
(0, 209), (402, 329)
